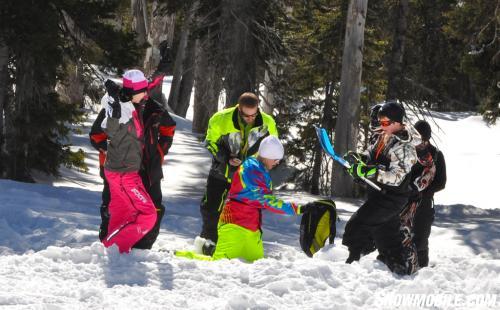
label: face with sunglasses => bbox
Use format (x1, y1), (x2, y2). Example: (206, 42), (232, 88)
(378, 116), (403, 135)
(238, 105), (259, 126)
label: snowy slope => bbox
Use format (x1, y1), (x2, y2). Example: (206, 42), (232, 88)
(0, 109), (499, 309)
(422, 112), (500, 210)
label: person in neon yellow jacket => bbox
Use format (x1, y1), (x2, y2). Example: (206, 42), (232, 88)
(197, 92), (278, 255)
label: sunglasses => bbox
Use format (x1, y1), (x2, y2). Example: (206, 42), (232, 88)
(239, 109), (258, 118)
(379, 120), (393, 127)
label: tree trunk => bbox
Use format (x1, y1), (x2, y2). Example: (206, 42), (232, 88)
(221, 0), (256, 107)
(58, 60), (84, 107)
(143, 0), (175, 77)
(193, 39), (221, 134)
(8, 51), (35, 181)
(0, 39), (8, 177)
(168, 1), (198, 111)
(332, 0), (368, 198)
(131, 0), (149, 66)
(175, 36), (196, 117)
(386, 0), (409, 100)
(311, 81), (335, 195)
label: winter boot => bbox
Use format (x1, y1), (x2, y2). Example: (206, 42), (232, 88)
(194, 236), (216, 256)
(99, 204), (110, 242)
(202, 239), (216, 256)
(346, 250), (361, 264)
(376, 253), (386, 264)
(418, 250), (429, 267)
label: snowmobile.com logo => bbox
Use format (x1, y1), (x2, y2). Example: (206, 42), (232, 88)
(378, 293), (497, 308)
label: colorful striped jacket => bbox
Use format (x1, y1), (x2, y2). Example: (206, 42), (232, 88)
(219, 156), (299, 231)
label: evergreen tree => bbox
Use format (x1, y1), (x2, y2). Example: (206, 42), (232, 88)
(444, 0), (500, 121)
(0, 0), (141, 181)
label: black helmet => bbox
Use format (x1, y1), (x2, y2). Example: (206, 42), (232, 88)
(378, 101), (405, 123)
(369, 103), (383, 130)
(414, 120), (432, 141)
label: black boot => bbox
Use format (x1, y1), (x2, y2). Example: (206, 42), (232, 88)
(376, 254), (386, 264)
(202, 239), (216, 256)
(99, 205), (110, 241)
(418, 250), (429, 267)
(346, 250), (361, 264)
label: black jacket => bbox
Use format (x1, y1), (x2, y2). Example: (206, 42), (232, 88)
(422, 145), (447, 198)
(89, 98), (176, 183)
(142, 99), (176, 184)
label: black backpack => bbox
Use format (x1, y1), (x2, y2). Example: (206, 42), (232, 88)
(300, 199), (338, 257)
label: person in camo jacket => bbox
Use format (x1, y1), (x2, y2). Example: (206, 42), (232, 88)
(342, 101), (419, 275)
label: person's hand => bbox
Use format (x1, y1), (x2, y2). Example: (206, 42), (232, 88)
(108, 96), (121, 119)
(229, 158), (242, 166)
(348, 162), (377, 179)
(104, 80), (120, 100)
(343, 151), (365, 166)
(104, 80), (122, 118)
(298, 202), (316, 214)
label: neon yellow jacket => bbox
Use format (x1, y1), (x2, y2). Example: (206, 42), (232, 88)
(205, 105), (278, 181)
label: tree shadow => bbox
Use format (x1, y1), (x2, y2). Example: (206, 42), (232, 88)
(103, 253), (151, 287)
(0, 180), (103, 254)
(158, 261), (175, 290)
(433, 204), (500, 257)
(101, 250), (174, 289)
(422, 110), (476, 121)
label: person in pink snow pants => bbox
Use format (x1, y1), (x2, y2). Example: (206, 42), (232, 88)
(101, 69), (156, 253)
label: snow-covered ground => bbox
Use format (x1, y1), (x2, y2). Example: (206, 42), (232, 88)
(0, 105), (499, 309)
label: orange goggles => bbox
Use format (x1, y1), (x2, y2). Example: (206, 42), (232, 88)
(379, 120), (393, 127)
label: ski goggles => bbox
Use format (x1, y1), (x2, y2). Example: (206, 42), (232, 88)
(379, 120), (394, 127)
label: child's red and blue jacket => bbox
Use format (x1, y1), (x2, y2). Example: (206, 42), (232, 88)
(219, 157), (299, 231)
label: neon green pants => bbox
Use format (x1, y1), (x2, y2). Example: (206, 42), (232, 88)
(212, 223), (264, 262)
(175, 223), (264, 262)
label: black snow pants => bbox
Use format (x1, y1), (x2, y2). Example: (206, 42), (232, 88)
(199, 174), (231, 243)
(412, 196), (435, 267)
(98, 166), (111, 241)
(342, 198), (418, 275)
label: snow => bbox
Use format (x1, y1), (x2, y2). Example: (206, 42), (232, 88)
(0, 106), (499, 309)
(422, 111), (500, 210)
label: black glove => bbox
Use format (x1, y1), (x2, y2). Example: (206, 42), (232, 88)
(107, 98), (121, 120)
(109, 98), (121, 119)
(299, 202), (316, 214)
(104, 80), (121, 118)
(104, 80), (120, 101)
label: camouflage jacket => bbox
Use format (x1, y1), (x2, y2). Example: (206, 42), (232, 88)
(364, 129), (418, 207)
